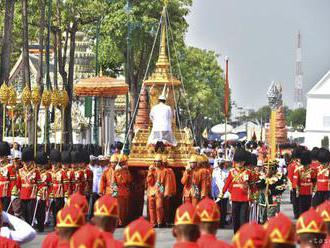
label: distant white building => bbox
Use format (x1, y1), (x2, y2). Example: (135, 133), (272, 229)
(305, 70), (330, 149)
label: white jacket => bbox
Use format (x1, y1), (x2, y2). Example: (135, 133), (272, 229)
(150, 102), (173, 132)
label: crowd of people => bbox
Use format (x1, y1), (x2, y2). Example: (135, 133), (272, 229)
(2, 140), (330, 247)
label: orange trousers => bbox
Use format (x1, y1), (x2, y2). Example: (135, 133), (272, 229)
(117, 196), (129, 226)
(148, 195), (164, 225)
(183, 196), (199, 206)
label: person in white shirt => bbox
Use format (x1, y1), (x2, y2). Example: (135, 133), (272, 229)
(1, 211), (36, 244)
(88, 156), (106, 219)
(212, 159), (231, 227)
(147, 94), (176, 146)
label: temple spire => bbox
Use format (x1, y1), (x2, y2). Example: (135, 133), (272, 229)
(157, 6), (169, 66)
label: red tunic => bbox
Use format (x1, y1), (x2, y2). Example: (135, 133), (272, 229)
(101, 231), (123, 248)
(37, 170), (52, 201)
(173, 241), (200, 248)
(0, 236), (20, 248)
(84, 167), (93, 195)
(198, 234), (232, 248)
(41, 231), (59, 248)
(288, 161), (297, 189)
(50, 168), (69, 198)
(222, 167), (252, 202)
(7, 164), (20, 197)
(18, 167), (41, 200)
(296, 165), (316, 196)
(73, 169), (85, 194)
(316, 163), (330, 192)
(0, 164), (10, 197)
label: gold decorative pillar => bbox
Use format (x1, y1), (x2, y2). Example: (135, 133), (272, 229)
(51, 89), (61, 148)
(21, 86), (31, 146)
(42, 89), (52, 152)
(0, 84), (10, 141)
(8, 86), (17, 144)
(59, 89), (69, 151)
(31, 87), (41, 156)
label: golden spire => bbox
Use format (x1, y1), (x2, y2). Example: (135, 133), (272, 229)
(157, 6), (169, 66)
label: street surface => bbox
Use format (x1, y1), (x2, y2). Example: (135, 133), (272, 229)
(23, 191), (293, 247)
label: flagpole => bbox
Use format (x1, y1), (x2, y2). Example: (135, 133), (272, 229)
(224, 56), (229, 159)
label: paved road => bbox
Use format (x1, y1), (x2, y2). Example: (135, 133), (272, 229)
(23, 191), (294, 248)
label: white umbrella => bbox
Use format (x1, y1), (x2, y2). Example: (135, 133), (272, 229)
(211, 124), (233, 134)
(220, 133), (239, 141)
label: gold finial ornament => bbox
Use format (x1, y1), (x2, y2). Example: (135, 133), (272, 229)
(21, 85), (31, 106)
(41, 89), (52, 107)
(31, 87), (41, 106)
(8, 86), (17, 106)
(59, 89), (69, 108)
(0, 83), (10, 105)
(51, 89), (61, 107)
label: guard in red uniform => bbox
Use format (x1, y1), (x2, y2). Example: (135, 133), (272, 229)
(313, 149), (330, 207)
(0, 142), (11, 210)
(70, 151), (84, 194)
(7, 155), (22, 218)
(35, 151), (52, 232)
(49, 149), (69, 225)
(295, 150), (316, 215)
(287, 148), (300, 219)
(172, 202), (200, 248)
(265, 212), (296, 248)
(196, 197), (231, 248)
(42, 204), (86, 248)
(296, 208), (327, 248)
(232, 222), (270, 248)
(93, 195), (123, 248)
(61, 151), (74, 197)
(221, 148), (252, 233)
(181, 155), (201, 206)
(123, 217), (156, 248)
(18, 147), (41, 225)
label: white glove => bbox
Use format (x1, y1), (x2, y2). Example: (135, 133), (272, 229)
(36, 196), (41, 201)
(115, 165), (121, 171)
(11, 195), (17, 202)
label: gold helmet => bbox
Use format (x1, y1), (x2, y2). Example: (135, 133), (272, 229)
(189, 155), (198, 163)
(110, 154), (119, 163)
(161, 155), (168, 163)
(118, 154), (128, 163)
(154, 154), (162, 162)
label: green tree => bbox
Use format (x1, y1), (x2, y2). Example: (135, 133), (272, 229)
(287, 108), (306, 129)
(178, 46), (225, 143)
(93, 0), (192, 109)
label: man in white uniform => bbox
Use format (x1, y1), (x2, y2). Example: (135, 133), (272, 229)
(148, 94), (176, 147)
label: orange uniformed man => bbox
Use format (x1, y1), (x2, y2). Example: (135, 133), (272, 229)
(99, 155), (117, 196)
(163, 155), (177, 226)
(147, 154), (166, 227)
(113, 154), (131, 226)
(199, 154), (211, 199)
(181, 155), (201, 206)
